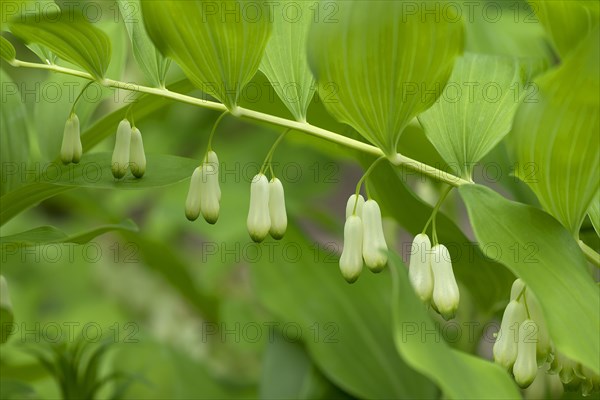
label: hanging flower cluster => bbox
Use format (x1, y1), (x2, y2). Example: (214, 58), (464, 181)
(339, 194), (388, 283)
(111, 119), (146, 179)
(60, 113), (82, 164)
(407, 233), (460, 320)
(246, 174), (287, 242)
(494, 279), (599, 393)
(185, 151), (221, 224)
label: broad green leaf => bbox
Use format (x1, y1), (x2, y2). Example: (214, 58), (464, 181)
(0, 153), (199, 226)
(0, 220), (138, 247)
(368, 161), (513, 313)
(253, 228), (435, 399)
(389, 253), (521, 399)
(509, 29), (600, 235)
(0, 36), (15, 62)
(0, 69), (30, 195)
(307, 0), (463, 155)
(8, 11), (111, 80)
(37, 152), (199, 189)
(589, 191), (600, 237)
(0, 183), (70, 227)
(0, 275), (14, 344)
(418, 53), (526, 179)
(117, 0), (171, 88)
(465, 1), (552, 69)
(259, 1), (315, 122)
(529, 0), (599, 59)
(141, 0), (272, 109)
(460, 184), (600, 374)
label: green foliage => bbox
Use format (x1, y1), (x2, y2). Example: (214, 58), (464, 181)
(509, 28), (600, 235)
(117, 0), (171, 88)
(418, 53), (526, 179)
(529, 0), (600, 59)
(8, 11), (111, 80)
(141, 0), (272, 109)
(0, 35), (16, 62)
(307, 0), (463, 155)
(460, 184), (600, 374)
(259, 1), (315, 122)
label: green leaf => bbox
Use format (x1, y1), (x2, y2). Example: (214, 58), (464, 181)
(0, 220), (138, 247)
(589, 191), (600, 237)
(509, 29), (600, 235)
(0, 183), (70, 227)
(0, 275), (14, 344)
(0, 35), (16, 62)
(0, 153), (199, 226)
(259, 1), (315, 122)
(141, 0), (272, 109)
(529, 0), (600, 59)
(389, 253), (521, 399)
(0, 68), (30, 195)
(117, 0), (171, 88)
(418, 53), (526, 179)
(253, 228), (435, 399)
(37, 152), (199, 189)
(8, 11), (111, 80)
(460, 184), (600, 374)
(307, 0), (463, 155)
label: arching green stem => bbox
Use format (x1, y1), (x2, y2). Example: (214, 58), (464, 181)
(260, 128), (291, 176)
(69, 81), (95, 116)
(422, 185), (453, 244)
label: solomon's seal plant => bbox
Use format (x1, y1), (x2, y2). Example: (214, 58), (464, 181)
(1, 1), (599, 399)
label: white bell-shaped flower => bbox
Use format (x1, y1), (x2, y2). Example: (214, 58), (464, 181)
(345, 194), (365, 219)
(207, 150), (221, 201)
(525, 291), (552, 365)
(60, 114), (81, 164)
(129, 127), (146, 178)
(71, 114), (82, 164)
(339, 215), (363, 283)
(247, 174), (271, 242)
(431, 244), (459, 320)
(408, 233), (433, 302)
(111, 119), (132, 179)
(493, 299), (526, 370)
(361, 200), (387, 272)
(200, 160), (220, 224)
(513, 319), (539, 388)
(185, 166), (203, 221)
(268, 178), (287, 240)
(510, 278), (526, 300)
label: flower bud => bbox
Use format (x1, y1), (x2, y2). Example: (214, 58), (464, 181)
(345, 194), (365, 219)
(60, 116), (76, 164)
(361, 200), (387, 272)
(513, 319), (539, 388)
(71, 114), (82, 164)
(339, 215), (363, 283)
(185, 167), (202, 221)
(207, 151), (221, 201)
(112, 119), (132, 179)
(247, 174), (271, 242)
(269, 178), (287, 240)
(200, 162), (219, 224)
(408, 233), (433, 302)
(525, 291), (552, 365)
(493, 299), (526, 370)
(431, 244), (459, 320)
(510, 278), (526, 301)
(129, 127), (146, 178)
